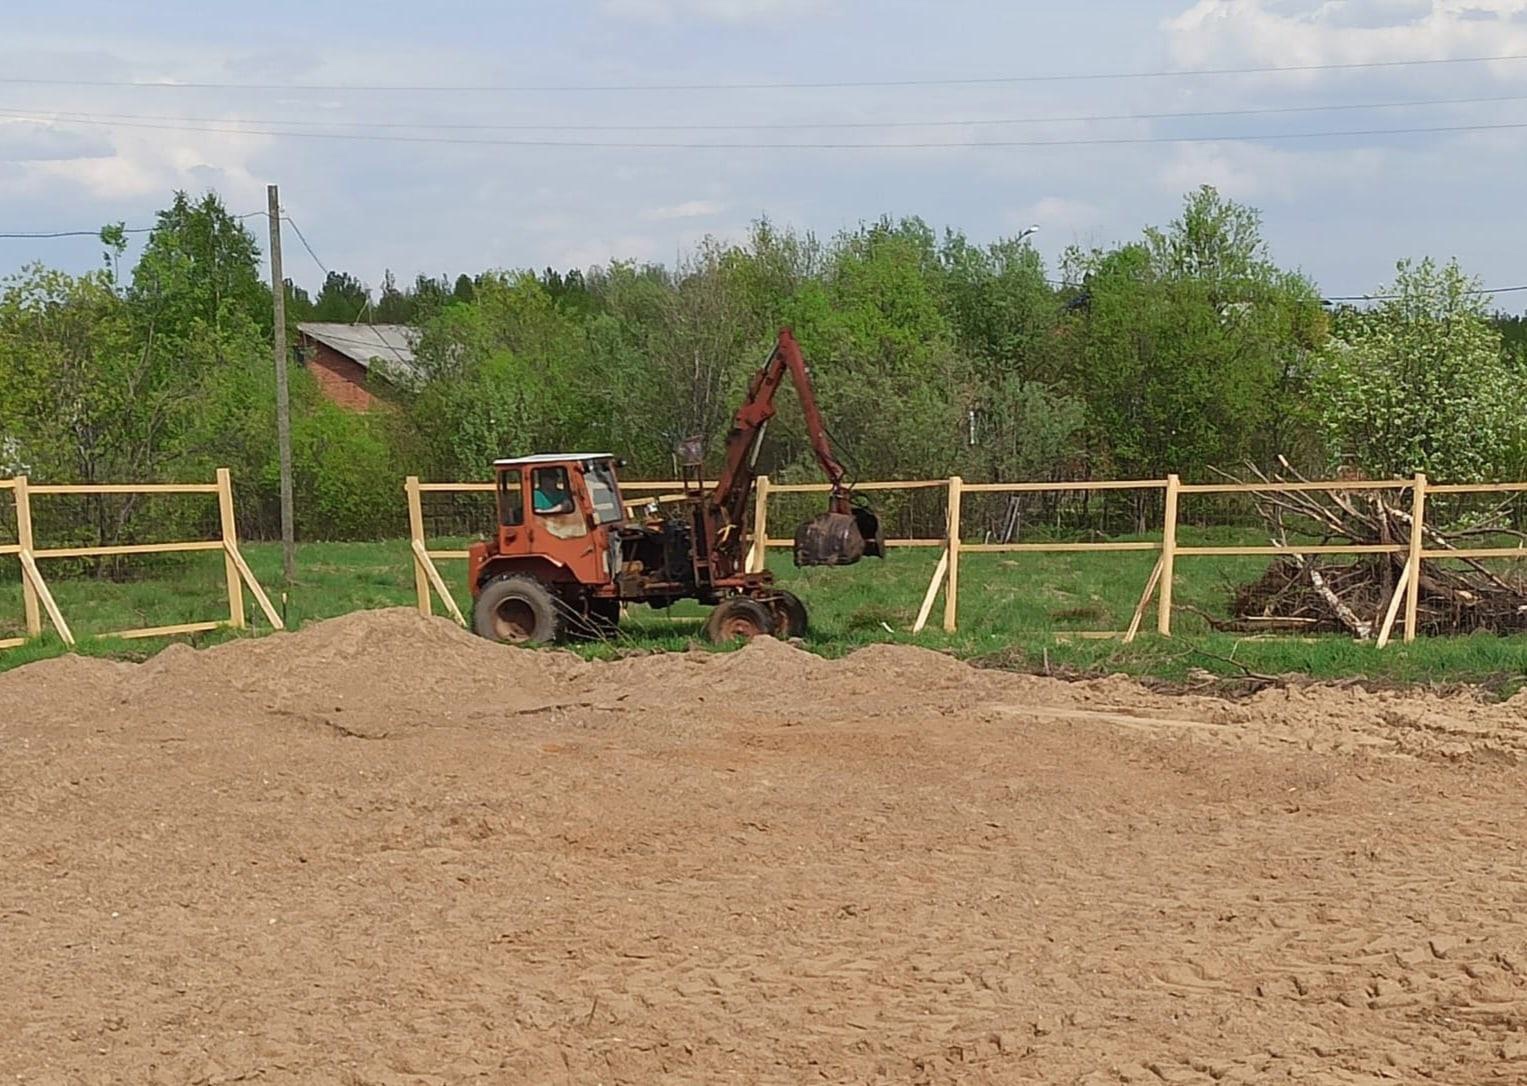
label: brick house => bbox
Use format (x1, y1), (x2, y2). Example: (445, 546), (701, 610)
(296, 323), (419, 410)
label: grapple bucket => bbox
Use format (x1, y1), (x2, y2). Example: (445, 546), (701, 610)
(793, 506), (885, 567)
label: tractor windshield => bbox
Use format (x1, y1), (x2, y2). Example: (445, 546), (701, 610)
(583, 459), (624, 525)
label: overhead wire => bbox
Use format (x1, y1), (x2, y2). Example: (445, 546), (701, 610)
(9, 110), (1527, 149)
(0, 209), (266, 240)
(6, 92), (1527, 133)
(2, 51), (1526, 92)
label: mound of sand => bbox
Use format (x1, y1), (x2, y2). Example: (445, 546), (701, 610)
(4, 608), (1527, 1082)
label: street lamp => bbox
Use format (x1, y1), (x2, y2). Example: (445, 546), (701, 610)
(1016, 224), (1040, 243)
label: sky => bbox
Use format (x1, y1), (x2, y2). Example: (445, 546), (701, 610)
(2, 0), (1527, 310)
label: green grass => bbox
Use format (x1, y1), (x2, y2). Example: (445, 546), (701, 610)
(3, 534), (1526, 691)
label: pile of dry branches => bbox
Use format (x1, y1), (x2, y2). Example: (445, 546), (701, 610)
(1210, 461), (1527, 639)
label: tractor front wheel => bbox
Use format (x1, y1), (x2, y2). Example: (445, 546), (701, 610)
(474, 575), (563, 644)
(765, 590), (808, 640)
(704, 597), (777, 644)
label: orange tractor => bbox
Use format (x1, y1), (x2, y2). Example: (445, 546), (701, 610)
(466, 328), (883, 644)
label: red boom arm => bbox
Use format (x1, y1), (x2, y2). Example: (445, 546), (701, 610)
(710, 328), (850, 533)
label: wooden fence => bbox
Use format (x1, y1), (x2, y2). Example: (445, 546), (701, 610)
(0, 469), (284, 650)
(406, 471), (1527, 645)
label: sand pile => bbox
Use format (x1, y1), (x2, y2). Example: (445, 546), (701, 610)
(6, 607), (1527, 761)
(3, 609), (1526, 1082)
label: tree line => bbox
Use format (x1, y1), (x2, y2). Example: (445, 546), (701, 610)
(2, 186), (1524, 546)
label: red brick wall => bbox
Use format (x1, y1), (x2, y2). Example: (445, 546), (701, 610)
(302, 341), (381, 411)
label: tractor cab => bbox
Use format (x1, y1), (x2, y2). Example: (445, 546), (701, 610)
(467, 454), (627, 602)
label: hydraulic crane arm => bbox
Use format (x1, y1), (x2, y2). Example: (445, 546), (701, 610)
(711, 328), (850, 532)
(707, 328), (882, 568)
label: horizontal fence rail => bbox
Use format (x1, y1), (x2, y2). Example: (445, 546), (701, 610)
(0, 469), (284, 651)
(404, 469), (1527, 647)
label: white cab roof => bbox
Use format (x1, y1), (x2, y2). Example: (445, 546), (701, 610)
(493, 453), (614, 466)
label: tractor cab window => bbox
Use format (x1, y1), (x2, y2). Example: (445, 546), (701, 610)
(532, 467), (575, 515)
(531, 465), (587, 540)
(583, 459), (623, 525)
(497, 470), (524, 527)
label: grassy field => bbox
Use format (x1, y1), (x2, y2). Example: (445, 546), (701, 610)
(3, 534), (1527, 689)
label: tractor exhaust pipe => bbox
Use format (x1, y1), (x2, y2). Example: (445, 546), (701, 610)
(793, 506), (885, 567)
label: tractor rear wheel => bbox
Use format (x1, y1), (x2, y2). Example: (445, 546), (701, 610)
(704, 597), (777, 644)
(765, 590), (808, 639)
(474, 575), (563, 644)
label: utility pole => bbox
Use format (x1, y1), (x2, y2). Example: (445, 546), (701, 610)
(267, 184), (296, 583)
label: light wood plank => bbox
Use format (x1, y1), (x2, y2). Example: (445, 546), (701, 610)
(406, 476), (432, 617)
(111, 621), (225, 641)
(222, 542), (285, 631)
(33, 540), (223, 559)
(216, 468), (245, 630)
(28, 483), (219, 495)
(911, 548), (949, 634)
(963, 479), (1166, 493)
(1175, 544), (1405, 557)
(964, 541), (1161, 553)
(412, 539), (467, 627)
(1404, 473), (1427, 644)
(1177, 479), (1407, 494)
(1158, 474), (1180, 637)
(943, 476), (963, 633)
(1421, 547), (1527, 559)
(0, 636), (27, 650)
(767, 479), (948, 493)
(1123, 556), (1165, 644)
(18, 550), (73, 646)
(1374, 557), (1413, 649)
(14, 476), (40, 637)
(1427, 482), (1527, 494)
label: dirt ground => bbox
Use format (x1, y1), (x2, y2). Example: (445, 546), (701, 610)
(3, 611), (1527, 1084)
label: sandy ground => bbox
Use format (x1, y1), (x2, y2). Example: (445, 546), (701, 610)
(3, 610), (1527, 1084)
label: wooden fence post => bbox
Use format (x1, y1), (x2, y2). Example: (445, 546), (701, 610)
(748, 474), (770, 574)
(1404, 472), (1427, 644)
(1157, 474), (1180, 636)
(942, 475), (963, 633)
(405, 476), (431, 616)
(13, 475), (40, 639)
(215, 468), (247, 630)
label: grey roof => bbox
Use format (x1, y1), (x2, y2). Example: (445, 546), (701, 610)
(298, 323), (420, 383)
(494, 454), (615, 466)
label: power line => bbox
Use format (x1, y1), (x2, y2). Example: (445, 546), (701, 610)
(3, 51), (1526, 92)
(0, 210), (266, 241)
(0, 226), (152, 239)
(1325, 284), (1527, 302)
(281, 215), (329, 276)
(12, 111), (1527, 149)
(7, 92), (1527, 134)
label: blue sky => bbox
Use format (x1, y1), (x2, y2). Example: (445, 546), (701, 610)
(2, 0), (1526, 310)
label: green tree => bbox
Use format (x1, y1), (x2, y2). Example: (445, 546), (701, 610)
(1061, 187), (1326, 480)
(310, 271), (371, 322)
(1311, 259), (1525, 481)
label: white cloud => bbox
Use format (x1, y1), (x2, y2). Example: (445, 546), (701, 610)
(1154, 140), (1388, 202)
(0, 121), (113, 163)
(18, 125), (270, 205)
(642, 199), (728, 221)
(1165, 0), (1527, 71)
(599, 0), (834, 23)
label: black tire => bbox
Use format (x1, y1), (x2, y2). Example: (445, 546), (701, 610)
(704, 597), (777, 644)
(765, 590), (808, 639)
(473, 575), (563, 644)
